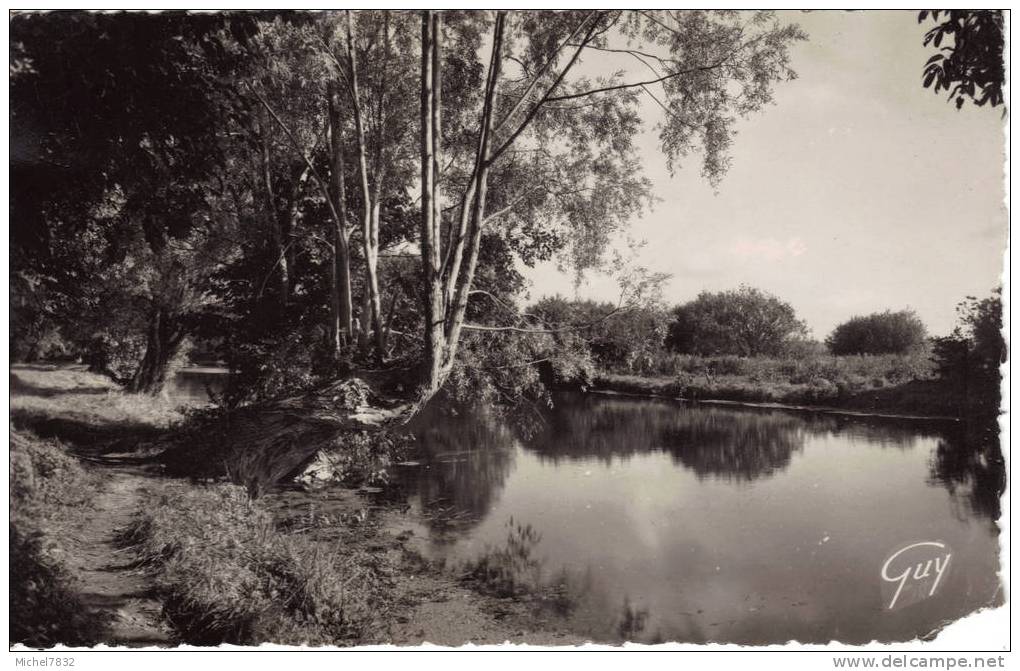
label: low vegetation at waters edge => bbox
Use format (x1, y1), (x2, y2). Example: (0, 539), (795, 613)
(10, 428), (107, 647)
(622, 351), (936, 388)
(593, 351), (961, 417)
(120, 482), (394, 646)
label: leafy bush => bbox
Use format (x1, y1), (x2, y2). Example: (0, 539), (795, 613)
(666, 285), (808, 357)
(932, 290), (1005, 419)
(121, 482), (389, 646)
(221, 324), (332, 406)
(530, 296), (668, 375)
(84, 331), (148, 382)
(625, 350), (933, 387)
(826, 310), (928, 355)
(443, 329), (549, 410)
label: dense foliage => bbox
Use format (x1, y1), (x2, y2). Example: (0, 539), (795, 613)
(919, 10), (1005, 109)
(826, 309), (928, 355)
(932, 290), (1005, 418)
(665, 285), (808, 357)
(11, 10), (806, 405)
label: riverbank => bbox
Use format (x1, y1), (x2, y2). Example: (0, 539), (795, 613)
(591, 370), (967, 420)
(10, 366), (584, 648)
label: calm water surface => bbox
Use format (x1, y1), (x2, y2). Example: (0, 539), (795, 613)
(385, 394), (1003, 644)
(167, 367), (229, 404)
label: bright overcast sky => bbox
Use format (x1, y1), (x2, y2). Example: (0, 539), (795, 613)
(520, 9), (1008, 338)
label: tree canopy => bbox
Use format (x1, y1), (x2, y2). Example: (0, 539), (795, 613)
(11, 10), (807, 404)
(919, 10), (1005, 109)
(826, 309), (928, 356)
(666, 285), (808, 357)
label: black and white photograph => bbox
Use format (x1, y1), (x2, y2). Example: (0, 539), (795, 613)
(7, 6), (1010, 656)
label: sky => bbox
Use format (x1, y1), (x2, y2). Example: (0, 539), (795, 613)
(519, 10), (1008, 338)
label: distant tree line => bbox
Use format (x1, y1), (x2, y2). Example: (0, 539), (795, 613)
(527, 284), (1004, 416)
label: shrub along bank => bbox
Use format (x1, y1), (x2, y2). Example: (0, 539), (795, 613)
(592, 352), (972, 419)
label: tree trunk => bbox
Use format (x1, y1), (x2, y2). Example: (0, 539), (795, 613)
(346, 11), (387, 364)
(126, 307), (186, 395)
(356, 287), (372, 352)
(259, 109), (289, 313)
(366, 200), (386, 358)
(420, 10), (447, 392)
(328, 81), (354, 354)
(437, 11), (505, 385)
(162, 373), (416, 496)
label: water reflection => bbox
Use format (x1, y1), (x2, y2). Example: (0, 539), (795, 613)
(531, 396), (808, 482)
(399, 407), (517, 538)
(929, 423), (1006, 524)
(389, 393), (1003, 643)
(166, 368), (229, 404)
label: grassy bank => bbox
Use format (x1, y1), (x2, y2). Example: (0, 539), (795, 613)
(10, 428), (108, 646)
(11, 365), (579, 647)
(121, 482), (394, 645)
(11, 364), (183, 447)
(595, 353), (967, 419)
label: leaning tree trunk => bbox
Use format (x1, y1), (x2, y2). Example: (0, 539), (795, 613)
(126, 308), (186, 395)
(161, 372), (418, 497)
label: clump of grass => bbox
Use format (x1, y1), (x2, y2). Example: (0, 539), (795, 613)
(10, 429), (98, 513)
(461, 519), (587, 622)
(121, 482), (391, 646)
(616, 597), (650, 641)
(10, 428), (108, 647)
(463, 518), (544, 598)
(10, 526), (110, 647)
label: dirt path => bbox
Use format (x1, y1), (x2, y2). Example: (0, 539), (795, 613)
(62, 464), (173, 647)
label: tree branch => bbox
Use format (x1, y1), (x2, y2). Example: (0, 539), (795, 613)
(487, 15), (605, 165)
(462, 305), (631, 335)
(492, 10), (599, 133)
(544, 59), (729, 104)
(246, 84), (344, 228)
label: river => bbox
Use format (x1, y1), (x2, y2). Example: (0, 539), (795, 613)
(168, 370), (1003, 644)
(384, 394), (1003, 644)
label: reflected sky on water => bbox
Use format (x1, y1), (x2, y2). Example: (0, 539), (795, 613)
(389, 393), (1003, 644)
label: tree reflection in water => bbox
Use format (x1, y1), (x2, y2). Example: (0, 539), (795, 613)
(928, 421), (1005, 524)
(388, 393), (1003, 642)
(396, 405), (517, 538)
(394, 393), (1003, 543)
(527, 395), (811, 482)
